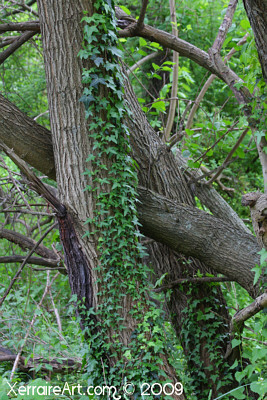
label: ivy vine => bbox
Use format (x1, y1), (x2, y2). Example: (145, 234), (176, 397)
(78, 0), (172, 397)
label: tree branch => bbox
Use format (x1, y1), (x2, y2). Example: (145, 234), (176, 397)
(136, 0), (149, 30)
(0, 223), (57, 308)
(212, 0), (238, 53)
(164, 0), (179, 141)
(0, 30), (36, 64)
(137, 187), (260, 297)
(0, 255), (65, 271)
(0, 227), (57, 259)
(0, 21), (40, 32)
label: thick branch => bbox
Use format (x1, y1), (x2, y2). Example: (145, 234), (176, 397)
(136, 0), (149, 30)
(0, 93), (56, 179)
(232, 291), (267, 333)
(0, 21), (40, 33)
(0, 227), (57, 259)
(119, 23), (220, 78)
(137, 187), (260, 296)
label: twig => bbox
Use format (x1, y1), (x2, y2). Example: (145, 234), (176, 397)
(193, 120), (239, 163)
(3, 0), (37, 18)
(8, 0), (39, 17)
(127, 51), (159, 74)
(206, 127), (249, 185)
(10, 271), (60, 379)
(167, 101), (192, 148)
(49, 287), (62, 332)
(0, 223), (57, 308)
(186, 33), (249, 130)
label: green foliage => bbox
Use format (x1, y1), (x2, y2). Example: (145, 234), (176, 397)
(79, 0), (172, 396)
(181, 284), (234, 398)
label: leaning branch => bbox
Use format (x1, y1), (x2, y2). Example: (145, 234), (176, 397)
(212, 0), (238, 53)
(137, 187), (260, 297)
(0, 30), (37, 64)
(225, 291), (267, 361)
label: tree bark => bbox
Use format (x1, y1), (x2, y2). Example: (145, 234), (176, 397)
(243, 0), (267, 83)
(0, 93), (259, 295)
(36, 0), (183, 394)
(0, 1), (262, 395)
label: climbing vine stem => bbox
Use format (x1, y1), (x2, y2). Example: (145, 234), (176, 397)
(78, 0), (173, 396)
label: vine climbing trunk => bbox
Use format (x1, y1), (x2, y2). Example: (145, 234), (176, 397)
(36, 0), (184, 397)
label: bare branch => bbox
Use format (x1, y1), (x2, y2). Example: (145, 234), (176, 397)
(3, 0), (37, 18)
(0, 255), (65, 270)
(212, 0), (238, 53)
(136, 0), (149, 30)
(10, 271), (59, 379)
(0, 21), (40, 33)
(225, 291), (267, 360)
(186, 33), (249, 130)
(0, 30), (36, 64)
(127, 51), (159, 74)
(0, 228), (57, 259)
(0, 223), (57, 308)
(207, 128), (249, 185)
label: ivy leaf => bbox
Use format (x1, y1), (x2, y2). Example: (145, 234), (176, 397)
(79, 94), (95, 109)
(108, 46), (123, 58)
(93, 57), (104, 67)
(91, 77), (106, 88)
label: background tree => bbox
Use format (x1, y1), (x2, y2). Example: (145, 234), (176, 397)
(0, 0), (266, 399)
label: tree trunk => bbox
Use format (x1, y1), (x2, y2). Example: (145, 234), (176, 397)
(243, 0), (267, 83)
(0, 0), (260, 395)
(36, 0), (184, 396)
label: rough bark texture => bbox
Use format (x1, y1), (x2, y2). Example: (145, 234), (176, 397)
(0, 93), (55, 179)
(0, 1), (261, 394)
(36, 0), (183, 394)
(243, 0), (267, 83)
(138, 188), (259, 296)
(242, 191), (267, 249)
(0, 90), (259, 294)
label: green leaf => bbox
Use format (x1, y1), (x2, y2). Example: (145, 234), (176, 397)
(151, 100), (165, 112)
(231, 338), (241, 349)
(139, 38), (147, 47)
(250, 380), (267, 396)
